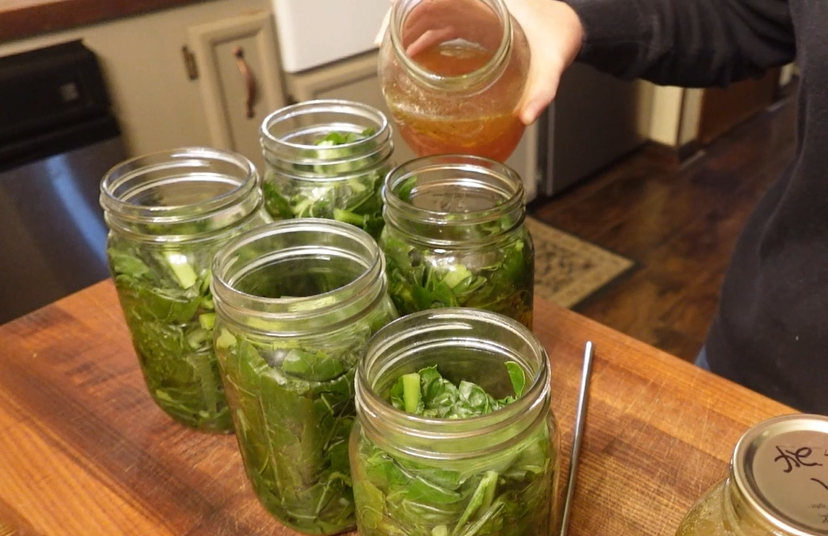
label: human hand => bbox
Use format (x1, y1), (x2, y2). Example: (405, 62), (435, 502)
(503, 0), (584, 124)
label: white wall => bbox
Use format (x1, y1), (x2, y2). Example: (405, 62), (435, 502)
(0, 0), (273, 157)
(645, 63), (795, 150)
(646, 85), (685, 147)
(679, 88), (704, 147)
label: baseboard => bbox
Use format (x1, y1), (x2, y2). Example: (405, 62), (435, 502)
(677, 140), (702, 162)
(643, 139), (702, 166)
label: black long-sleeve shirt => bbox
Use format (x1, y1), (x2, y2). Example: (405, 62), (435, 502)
(563, 0), (828, 413)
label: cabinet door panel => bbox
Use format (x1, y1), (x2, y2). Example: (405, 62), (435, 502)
(189, 11), (286, 170)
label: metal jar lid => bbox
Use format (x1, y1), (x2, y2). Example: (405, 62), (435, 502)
(733, 414), (828, 536)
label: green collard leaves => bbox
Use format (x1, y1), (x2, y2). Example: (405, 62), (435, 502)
(380, 233), (533, 327)
(389, 364), (526, 419)
(108, 240), (230, 432)
(353, 362), (553, 536)
(216, 331), (368, 534)
(262, 127), (386, 238)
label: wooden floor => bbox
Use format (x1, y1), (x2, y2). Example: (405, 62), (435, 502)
(528, 86), (798, 362)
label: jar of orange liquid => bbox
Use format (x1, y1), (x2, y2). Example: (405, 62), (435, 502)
(377, 0), (530, 162)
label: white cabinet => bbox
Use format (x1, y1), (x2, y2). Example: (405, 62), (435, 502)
(284, 51), (539, 201)
(271, 0), (387, 73)
(0, 0), (278, 159)
(188, 10), (286, 171)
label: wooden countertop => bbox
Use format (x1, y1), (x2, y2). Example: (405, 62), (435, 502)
(0, 0), (207, 43)
(0, 280), (793, 535)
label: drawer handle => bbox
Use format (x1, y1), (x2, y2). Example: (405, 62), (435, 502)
(233, 46), (257, 119)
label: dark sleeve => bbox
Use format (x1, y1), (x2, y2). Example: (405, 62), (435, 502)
(561, 0), (796, 87)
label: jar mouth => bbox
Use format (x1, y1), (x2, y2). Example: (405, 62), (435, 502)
(259, 99), (393, 172)
(99, 147), (259, 237)
(211, 218), (386, 335)
(389, 0), (513, 92)
(355, 308), (551, 458)
(382, 154), (526, 243)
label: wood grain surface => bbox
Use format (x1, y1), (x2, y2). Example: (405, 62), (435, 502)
(0, 0), (208, 43)
(0, 280), (793, 535)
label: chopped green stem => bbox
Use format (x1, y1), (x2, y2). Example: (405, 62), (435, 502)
(402, 372), (421, 413)
(164, 251), (198, 289)
(334, 208), (365, 226)
(199, 312), (216, 330)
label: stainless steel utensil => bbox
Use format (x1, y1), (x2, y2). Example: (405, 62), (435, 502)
(560, 340), (595, 536)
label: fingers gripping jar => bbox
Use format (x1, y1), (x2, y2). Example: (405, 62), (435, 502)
(210, 219), (398, 535)
(676, 414), (828, 536)
(377, 0), (530, 161)
(99, 147), (270, 433)
(380, 154), (534, 328)
(350, 308), (560, 536)
(259, 99), (394, 239)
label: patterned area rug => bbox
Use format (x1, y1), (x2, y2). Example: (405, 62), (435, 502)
(525, 217), (635, 309)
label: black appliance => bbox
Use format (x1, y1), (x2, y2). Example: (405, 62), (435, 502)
(0, 39), (126, 325)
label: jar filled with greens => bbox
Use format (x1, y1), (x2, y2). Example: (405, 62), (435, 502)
(211, 219), (398, 535)
(99, 147), (270, 433)
(351, 308), (559, 536)
(380, 154), (534, 328)
(259, 99), (394, 239)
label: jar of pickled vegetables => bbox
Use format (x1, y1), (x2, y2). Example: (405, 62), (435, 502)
(676, 414), (828, 536)
(351, 308), (559, 536)
(380, 154), (534, 328)
(259, 99), (394, 239)
(210, 219), (398, 535)
(99, 147), (269, 433)
(377, 0), (530, 162)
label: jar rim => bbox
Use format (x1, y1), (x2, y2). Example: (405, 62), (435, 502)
(211, 218), (387, 335)
(382, 154), (526, 243)
(99, 146), (259, 230)
(259, 99), (392, 164)
(355, 308), (551, 458)
(389, 0), (513, 92)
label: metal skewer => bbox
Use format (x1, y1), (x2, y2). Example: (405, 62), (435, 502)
(560, 340), (595, 536)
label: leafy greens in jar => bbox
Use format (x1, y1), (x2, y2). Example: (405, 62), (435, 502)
(100, 147), (267, 433)
(260, 100), (394, 239)
(352, 362), (554, 536)
(380, 155), (534, 328)
(211, 219), (398, 535)
(109, 241), (230, 431)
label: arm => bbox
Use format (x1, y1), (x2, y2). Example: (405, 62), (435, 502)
(506, 0), (796, 123)
(565, 0), (796, 86)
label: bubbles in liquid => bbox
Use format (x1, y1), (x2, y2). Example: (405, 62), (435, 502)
(385, 41), (526, 162)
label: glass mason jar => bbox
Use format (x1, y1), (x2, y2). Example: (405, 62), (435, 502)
(380, 154), (534, 328)
(351, 308), (559, 536)
(259, 99), (394, 239)
(210, 219), (398, 535)
(99, 147), (270, 433)
(377, 0), (530, 162)
(676, 414), (828, 536)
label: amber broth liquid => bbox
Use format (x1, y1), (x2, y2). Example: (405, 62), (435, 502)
(388, 42), (525, 162)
